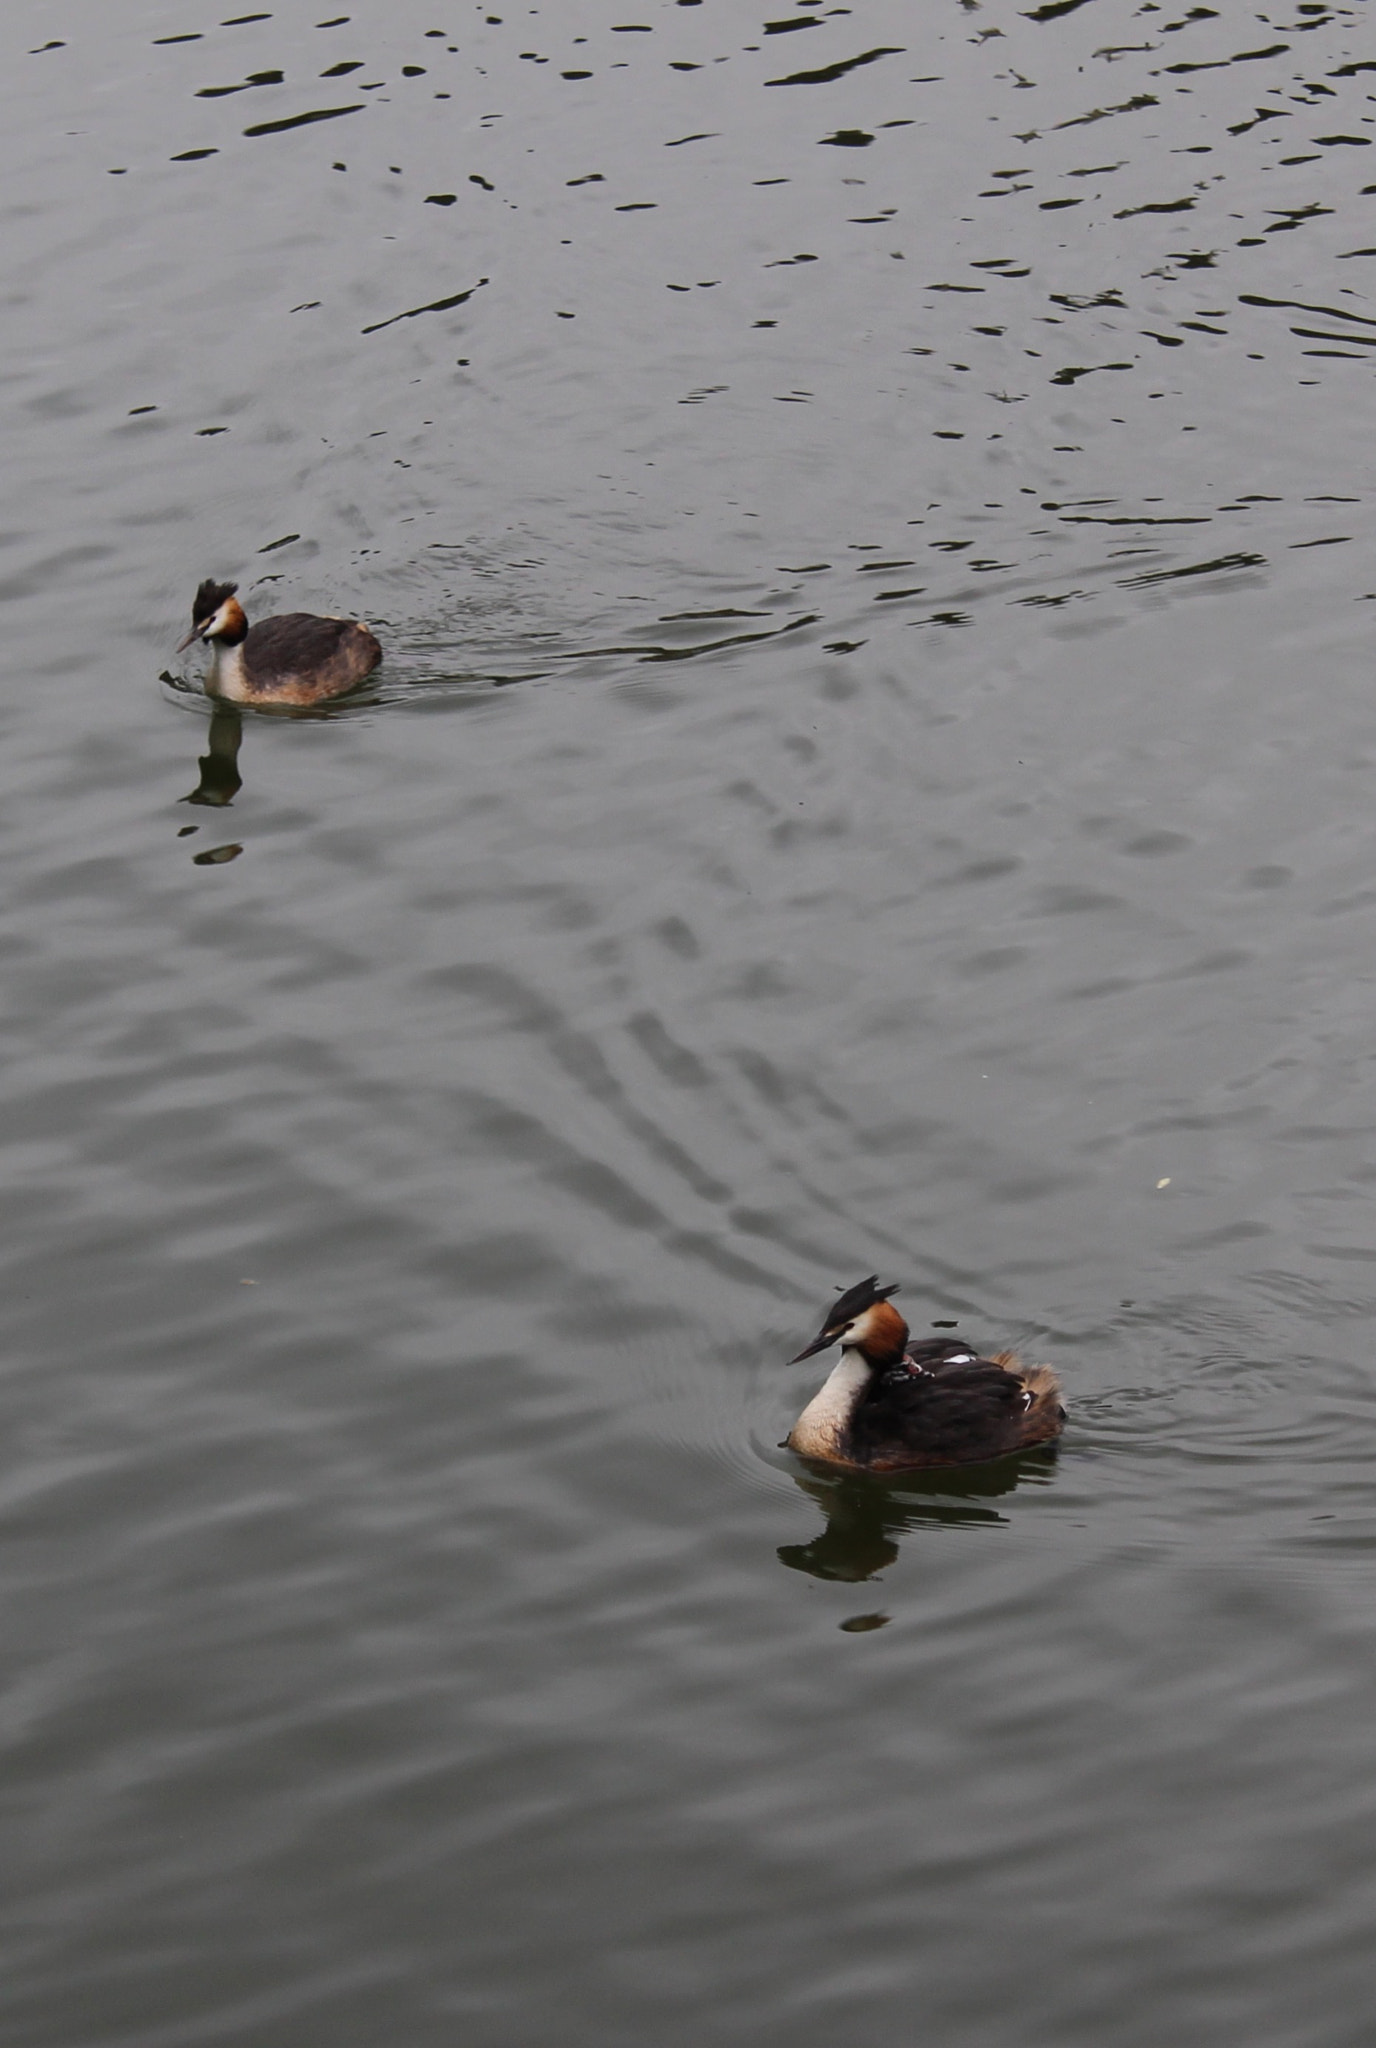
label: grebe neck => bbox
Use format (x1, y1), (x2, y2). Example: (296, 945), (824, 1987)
(787, 1344), (873, 1462)
(204, 639), (249, 703)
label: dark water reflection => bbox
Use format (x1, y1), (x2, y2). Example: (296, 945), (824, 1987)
(6, 1), (1376, 2044)
(183, 703), (245, 809)
(779, 1452), (1060, 1583)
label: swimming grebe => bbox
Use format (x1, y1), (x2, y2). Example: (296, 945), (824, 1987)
(176, 579), (381, 707)
(786, 1275), (1064, 1471)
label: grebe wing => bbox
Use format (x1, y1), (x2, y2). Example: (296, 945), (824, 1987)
(851, 1357), (1027, 1467)
(244, 613), (364, 664)
(877, 1357), (1024, 1410)
(902, 1338), (1019, 1377)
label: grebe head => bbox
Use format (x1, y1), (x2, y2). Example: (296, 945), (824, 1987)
(177, 579), (248, 653)
(791, 1275), (907, 1366)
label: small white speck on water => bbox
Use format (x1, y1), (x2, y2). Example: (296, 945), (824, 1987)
(1156, 1178), (1170, 1190)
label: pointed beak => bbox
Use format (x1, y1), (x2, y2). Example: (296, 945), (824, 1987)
(176, 624), (204, 654)
(790, 1326), (841, 1364)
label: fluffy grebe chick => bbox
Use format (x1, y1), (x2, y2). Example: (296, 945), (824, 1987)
(177, 579), (381, 708)
(786, 1275), (1064, 1472)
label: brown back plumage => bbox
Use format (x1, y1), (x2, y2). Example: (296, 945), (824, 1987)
(848, 1349), (1064, 1471)
(238, 612), (381, 701)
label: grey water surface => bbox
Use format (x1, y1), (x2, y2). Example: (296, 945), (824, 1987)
(6, 0), (1376, 2042)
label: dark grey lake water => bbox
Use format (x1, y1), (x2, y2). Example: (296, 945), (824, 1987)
(6, 1), (1376, 2042)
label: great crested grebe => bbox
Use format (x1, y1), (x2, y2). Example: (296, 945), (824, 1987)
(176, 579), (382, 707)
(786, 1276), (1064, 1472)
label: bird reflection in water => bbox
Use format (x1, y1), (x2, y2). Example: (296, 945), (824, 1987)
(778, 1449), (1059, 1584)
(179, 703), (245, 865)
(182, 702), (244, 809)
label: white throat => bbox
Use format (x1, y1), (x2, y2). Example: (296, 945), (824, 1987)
(787, 1344), (871, 1461)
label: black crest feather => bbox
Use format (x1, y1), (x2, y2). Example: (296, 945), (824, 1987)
(192, 578), (238, 624)
(826, 1275), (900, 1329)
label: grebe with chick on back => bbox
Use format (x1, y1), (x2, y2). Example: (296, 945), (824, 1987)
(177, 579), (382, 708)
(786, 1275), (1065, 1472)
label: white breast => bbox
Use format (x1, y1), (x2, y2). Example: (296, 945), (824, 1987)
(787, 1347), (870, 1461)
